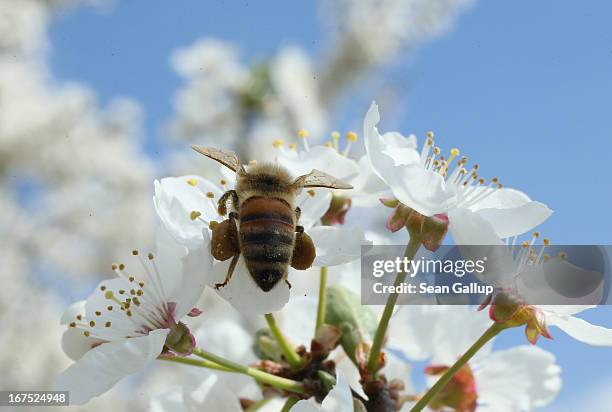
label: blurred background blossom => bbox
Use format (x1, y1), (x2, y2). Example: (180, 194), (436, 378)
(2, 0), (611, 411)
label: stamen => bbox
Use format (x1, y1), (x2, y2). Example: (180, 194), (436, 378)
(187, 178), (198, 187)
(272, 139), (284, 149)
(298, 129), (310, 151)
(288, 143), (297, 151)
(331, 131), (340, 150)
(341, 131), (358, 156)
(420, 132), (434, 167)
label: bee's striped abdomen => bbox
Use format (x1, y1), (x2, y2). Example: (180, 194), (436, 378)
(239, 196), (295, 291)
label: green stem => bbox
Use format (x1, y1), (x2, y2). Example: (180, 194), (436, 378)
(161, 355), (234, 372)
(281, 396), (299, 412)
(265, 313), (304, 369)
(409, 323), (505, 412)
(192, 348), (306, 394)
(367, 236), (422, 377)
(315, 266), (329, 334)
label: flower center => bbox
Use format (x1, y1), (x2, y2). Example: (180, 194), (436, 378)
(67, 251), (176, 339)
(420, 132), (502, 209)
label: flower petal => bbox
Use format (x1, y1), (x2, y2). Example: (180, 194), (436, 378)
(297, 188), (332, 229)
(55, 329), (169, 405)
(383, 164), (455, 216)
(184, 374), (243, 412)
(213, 256), (290, 315)
(276, 146), (360, 181)
(363, 102), (420, 182)
(173, 230), (213, 319)
(389, 305), (493, 364)
(475, 346), (562, 410)
(548, 315), (612, 346)
(61, 328), (105, 361)
(153, 175), (223, 248)
(310, 226), (368, 266)
(448, 208), (506, 246)
(471, 188), (552, 238)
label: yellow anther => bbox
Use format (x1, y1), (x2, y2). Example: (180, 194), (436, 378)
(298, 129), (309, 139)
(324, 142), (333, 148)
(331, 131), (340, 140)
(433, 147), (441, 155)
(543, 254), (550, 261)
(130, 289), (136, 295)
(95, 311), (101, 316)
(220, 179), (227, 185)
(204, 192), (214, 199)
(307, 190), (316, 197)
(138, 281), (145, 288)
(126, 310), (132, 317)
(491, 177), (499, 183)
(187, 178), (198, 187)
(84, 331), (90, 337)
(478, 178), (485, 184)
(107, 306), (113, 311)
(473, 164), (479, 170)
(558, 252), (567, 259)
(346, 131), (358, 142)
(543, 238), (550, 245)
(136, 290), (143, 296)
(147, 253), (154, 260)
(119, 263), (125, 271)
(104, 291), (114, 299)
(533, 232), (540, 238)
(190, 210), (202, 220)
(132, 250), (139, 256)
(289, 143), (297, 150)
(118, 289), (125, 295)
(69, 322), (76, 328)
(447, 148), (460, 164)
(209, 220), (219, 230)
(521, 241), (529, 248)
(105, 321), (112, 328)
(100, 285), (106, 292)
(111, 264), (118, 271)
(89, 320), (95, 327)
(426, 131), (434, 139)
(128, 276), (134, 282)
(249, 160), (257, 165)
(76, 315), (83, 321)
(272, 139), (284, 148)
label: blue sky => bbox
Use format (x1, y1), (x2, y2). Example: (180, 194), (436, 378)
(49, 1), (612, 408)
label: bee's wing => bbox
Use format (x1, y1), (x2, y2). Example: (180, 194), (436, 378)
(191, 145), (246, 175)
(292, 169), (353, 190)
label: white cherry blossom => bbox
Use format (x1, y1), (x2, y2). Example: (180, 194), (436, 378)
(55, 228), (211, 404)
(364, 102), (552, 241)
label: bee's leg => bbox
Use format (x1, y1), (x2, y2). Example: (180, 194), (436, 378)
(294, 206), (301, 222)
(214, 254), (240, 290)
(291, 230), (315, 270)
(217, 190), (239, 216)
(284, 278), (292, 289)
(211, 213), (240, 261)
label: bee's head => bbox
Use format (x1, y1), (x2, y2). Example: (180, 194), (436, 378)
(236, 162), (295, 196)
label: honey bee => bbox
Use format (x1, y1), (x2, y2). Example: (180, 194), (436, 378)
(192, 145), (353, 292)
